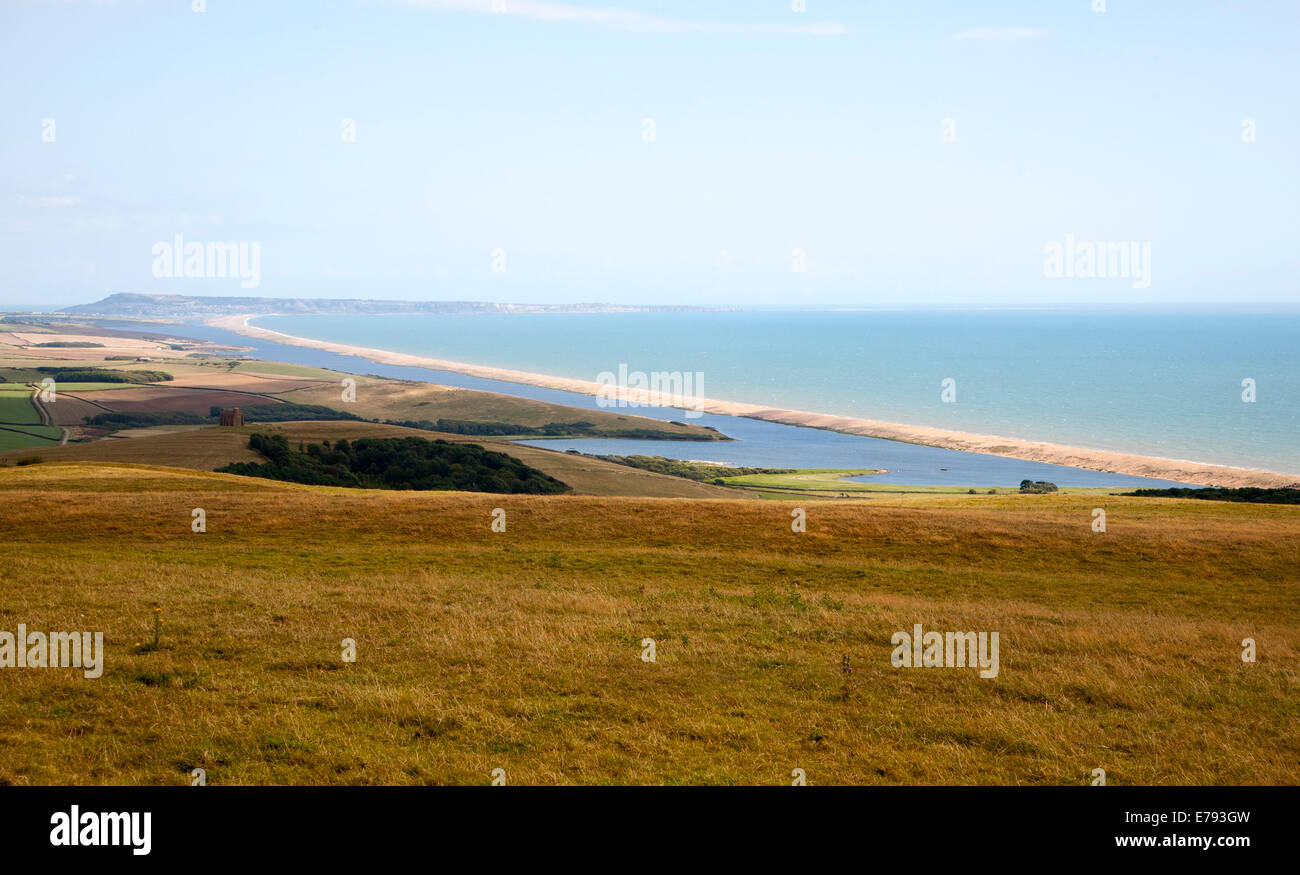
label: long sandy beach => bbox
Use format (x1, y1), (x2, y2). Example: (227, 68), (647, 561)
(210, 314), (1298, 488)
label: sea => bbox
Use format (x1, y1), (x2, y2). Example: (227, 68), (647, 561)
(155, 310), (1300, 488)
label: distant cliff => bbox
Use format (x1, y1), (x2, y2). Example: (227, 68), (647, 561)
(61, 293), (719, 319)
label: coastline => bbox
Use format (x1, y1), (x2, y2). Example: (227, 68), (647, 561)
(209, 314), (1298, 489)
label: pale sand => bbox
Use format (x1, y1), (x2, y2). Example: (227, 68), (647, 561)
(209, 314), (1298, 488)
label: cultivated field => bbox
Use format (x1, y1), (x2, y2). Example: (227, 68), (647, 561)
(0, 462), (1295, 785)
(0, 391), (40, 425)
(0, 427), (62, 452)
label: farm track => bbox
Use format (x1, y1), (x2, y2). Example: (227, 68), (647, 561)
(28, 386), (50, 426)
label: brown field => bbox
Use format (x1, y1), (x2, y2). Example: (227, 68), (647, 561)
(0, 462), (1295, 785)
(42, 395), (106, 427)
(80, 386), (281, 414)
(6, 430), (264, 470)
(0, 332), (176, 364)
(168, 373), (332, 393)
(6, 332), (161, 350)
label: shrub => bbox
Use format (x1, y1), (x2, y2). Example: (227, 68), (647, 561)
(1130, 487), (1300, 505)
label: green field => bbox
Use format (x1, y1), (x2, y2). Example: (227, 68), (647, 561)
(782, 483), (1121, 495)
(720, 469), (1128, 498)
(43, 382), (136, 392)
(0, 392), (40, 425)
(0, 367), (52, 382)
(0, 425), (61, 451)
(720, 469), (895, 492)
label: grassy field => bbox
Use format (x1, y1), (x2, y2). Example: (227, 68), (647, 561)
(0, 462), (1295, 786)
(0, 391), (40, 425)
(0, 426), (62, 451)
(41, 382), (136, 392)
(719, 471), (1124, 500)
(720, 468), (893, 493)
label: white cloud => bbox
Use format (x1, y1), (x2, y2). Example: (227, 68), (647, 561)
(403, 0), (845, 35)
(953, 27), (1047, 41)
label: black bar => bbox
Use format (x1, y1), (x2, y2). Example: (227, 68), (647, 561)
(0, 787), (1284, 862)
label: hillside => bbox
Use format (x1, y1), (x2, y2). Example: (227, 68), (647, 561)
(0, 463), (1294, 785)
(267, 371), (725, 441)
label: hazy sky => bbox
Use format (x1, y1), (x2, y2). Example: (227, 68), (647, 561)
(2, 0), (1297, 309)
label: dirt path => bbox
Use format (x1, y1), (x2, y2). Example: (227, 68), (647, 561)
(28, 386), (51, 426)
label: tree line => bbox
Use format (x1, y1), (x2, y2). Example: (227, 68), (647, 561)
(218, 433), (570, 494)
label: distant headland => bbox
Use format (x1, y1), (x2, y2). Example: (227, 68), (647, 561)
(55, 293), (726, 320)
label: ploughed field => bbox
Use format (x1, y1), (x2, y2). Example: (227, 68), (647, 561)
(0, 463), (1295, 785)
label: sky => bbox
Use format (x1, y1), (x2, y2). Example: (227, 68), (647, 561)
(1, 0), (1297, 310)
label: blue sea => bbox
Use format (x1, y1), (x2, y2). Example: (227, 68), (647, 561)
(253, 310), (1299, 479)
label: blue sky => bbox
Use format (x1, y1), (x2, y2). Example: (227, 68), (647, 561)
(1, 0), (1297, 309)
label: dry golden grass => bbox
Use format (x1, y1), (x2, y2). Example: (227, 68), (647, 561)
(3, 427), (262, 471)
(0, 463), (1295, 786)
